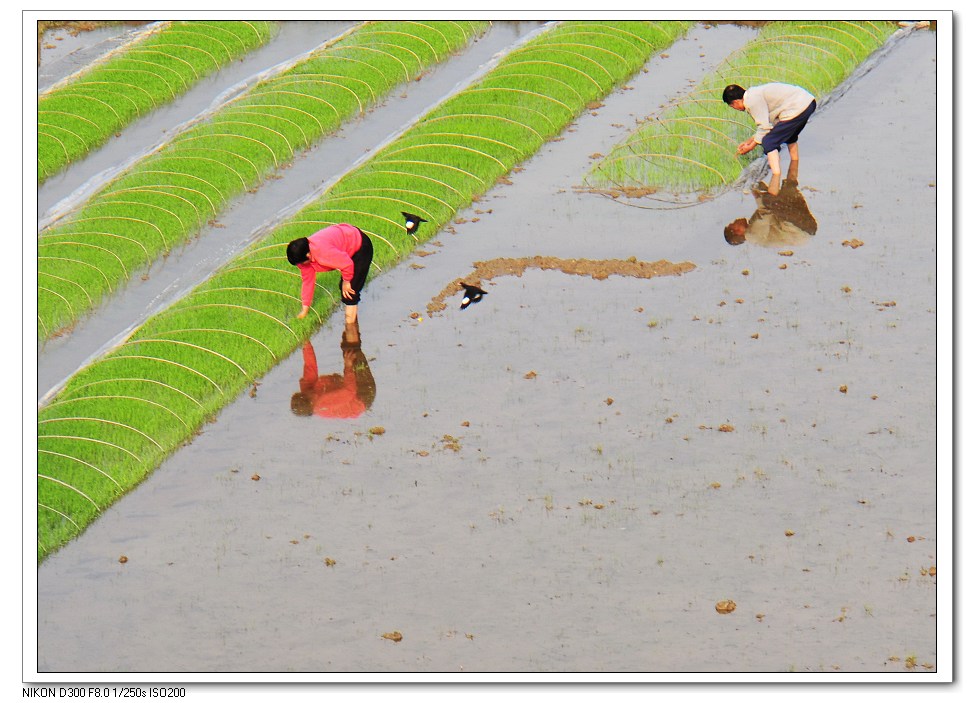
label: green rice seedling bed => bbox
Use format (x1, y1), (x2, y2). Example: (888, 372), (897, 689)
(586, 20), (897, 195)
(38, 21), (277, 184)
(37, 20), (488, 344)
(36, 20), (691, 560)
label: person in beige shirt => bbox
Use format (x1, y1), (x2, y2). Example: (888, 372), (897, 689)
(723, 82), (817, 179)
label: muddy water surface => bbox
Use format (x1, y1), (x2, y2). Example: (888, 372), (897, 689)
(34, 24), (939, 675)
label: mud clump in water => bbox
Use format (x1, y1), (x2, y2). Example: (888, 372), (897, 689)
(577, 185), (660, 199)
(427, 256), (696, 315)
(715, 600), (737, 614)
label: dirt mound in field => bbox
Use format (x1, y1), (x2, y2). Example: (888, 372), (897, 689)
(427, 255), (696, 314)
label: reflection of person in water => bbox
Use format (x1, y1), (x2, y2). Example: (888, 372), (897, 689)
(290, 322), (377, 419)
(723, 159), (817, 247)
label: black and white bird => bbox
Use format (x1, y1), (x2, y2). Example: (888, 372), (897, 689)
(402, 212), (427, 238)
(460, 283), (487, 310)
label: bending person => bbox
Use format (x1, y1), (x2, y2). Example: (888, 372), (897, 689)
(287, 223), (373, 324)
(723, 82), (817, 179)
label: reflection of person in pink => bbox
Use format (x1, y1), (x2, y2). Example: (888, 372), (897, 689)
(286, 223), (373, 325)
(290, 322), (377, 419)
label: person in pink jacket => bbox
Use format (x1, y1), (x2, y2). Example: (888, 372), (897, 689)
(286, 223), (373, 324)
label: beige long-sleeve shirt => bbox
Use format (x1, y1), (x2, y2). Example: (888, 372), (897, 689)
(744, 83), (815, 143)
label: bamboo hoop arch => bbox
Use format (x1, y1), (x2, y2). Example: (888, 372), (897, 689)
(38, 503), (80, 529)
(481, 69), (584, 104)
(38, 434), (143, 463)
(58, 377), (205, 409)
(86, 198), (186, 232)
(152, 326), (277, 362)
(38, 240), (129, 278)
(38, 449), (124, 490)
(68, 215), (168, 250)
(123, 337), (251, 380)
(129, 169), (221, 214)
(97, 354), (224, 394)
(38, 415), (164, 450)
(46, 394), (190, 429)
(38, 286), (74, 316)
(41, 91), (121, 121)
(174, 303), (299, 341)
(38, 256), (112, 291)
(37, 475), (99, 509)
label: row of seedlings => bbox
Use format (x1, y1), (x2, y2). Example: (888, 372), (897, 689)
(38, 21), (278, 183)
(37, 20), (489, 343)
(586, 20), (898, 197)
(36, 20), (693, 560)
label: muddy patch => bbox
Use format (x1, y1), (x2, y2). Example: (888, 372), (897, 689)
(427, 256), (696, 314)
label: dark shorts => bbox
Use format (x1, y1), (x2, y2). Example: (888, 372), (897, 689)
(762, 99), (816, 154)
(343, 230), (373, 306)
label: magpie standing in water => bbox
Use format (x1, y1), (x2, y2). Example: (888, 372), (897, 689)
(460, 283), (487, 310)
(402, 212), (427, 239)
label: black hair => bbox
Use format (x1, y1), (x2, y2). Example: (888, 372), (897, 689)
(286, 237), (310, 266)
(290, 392), (313, 416)
(722, 84), (746, 104)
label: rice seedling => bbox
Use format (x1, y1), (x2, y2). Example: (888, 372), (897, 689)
(587, 20), (898, 196)
(38, 21), (277, 183)
(36, 20), (690, 560)
(37, 20), (488, 343)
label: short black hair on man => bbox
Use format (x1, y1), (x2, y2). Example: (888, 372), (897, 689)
(286, 237), (310, 266)
(722, 84), (746, 104)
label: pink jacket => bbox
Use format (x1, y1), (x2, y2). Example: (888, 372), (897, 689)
(297, 224), (362, 307)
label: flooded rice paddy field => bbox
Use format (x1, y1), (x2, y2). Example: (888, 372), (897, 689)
(33, 22), (942, 676)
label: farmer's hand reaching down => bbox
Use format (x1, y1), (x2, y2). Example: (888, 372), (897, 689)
(737, 138), (757, 155)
